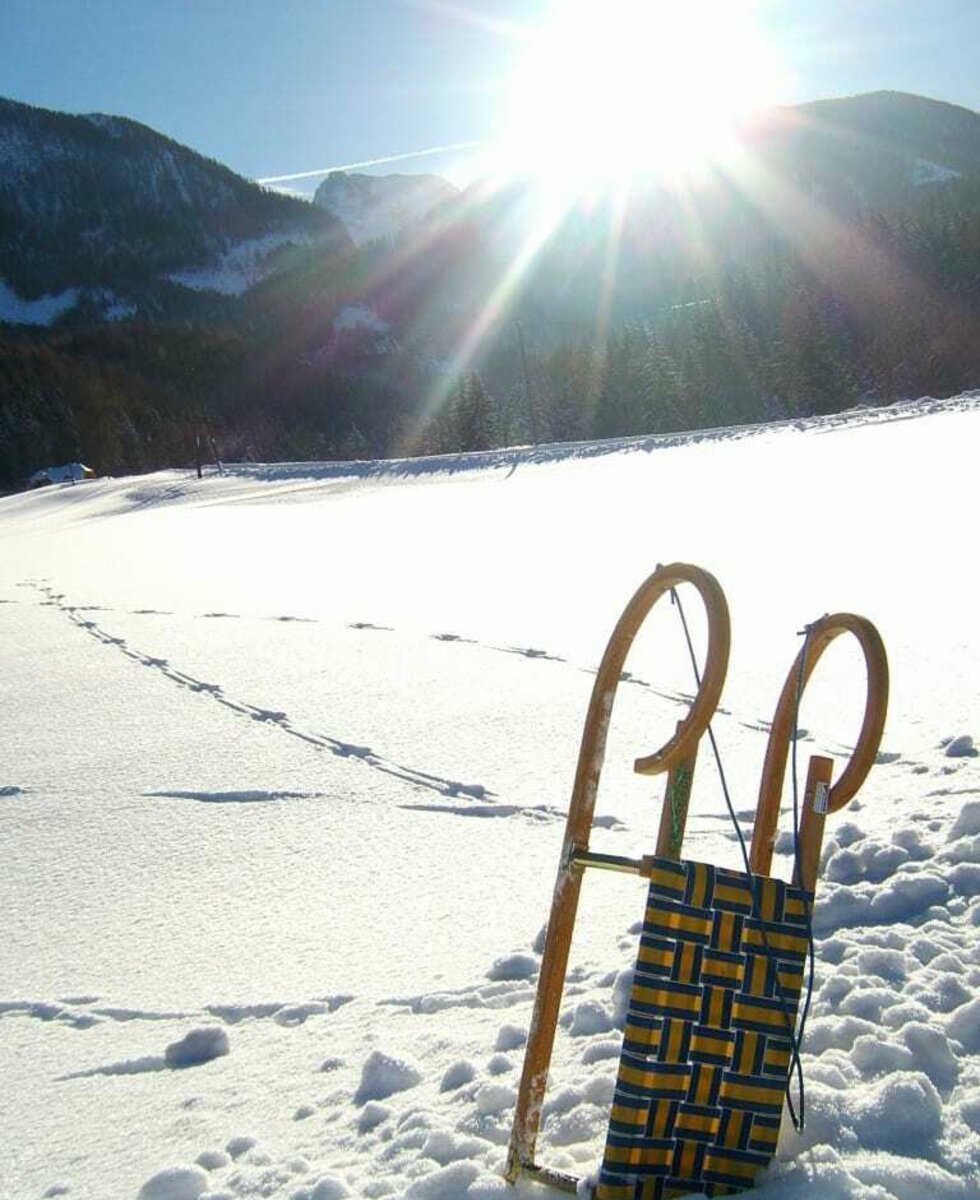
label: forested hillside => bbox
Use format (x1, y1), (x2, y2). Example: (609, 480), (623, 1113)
(0, 96), (347, 306)
(1, 92), (979, 488)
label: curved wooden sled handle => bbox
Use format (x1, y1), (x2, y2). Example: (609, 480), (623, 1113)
(749, 613), (889, 877)
(575, 562), (730, 791)
(506, 563), (730, 1185)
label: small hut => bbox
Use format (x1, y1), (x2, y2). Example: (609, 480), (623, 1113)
(28, 463), (96, 488)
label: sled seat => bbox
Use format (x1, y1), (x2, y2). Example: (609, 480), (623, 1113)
(596, 859), (811, 1200)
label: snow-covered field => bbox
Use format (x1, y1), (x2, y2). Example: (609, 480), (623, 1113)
(2, 396), (979, 1200)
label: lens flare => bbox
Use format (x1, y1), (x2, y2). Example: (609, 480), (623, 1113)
(495, 0), (790, 188)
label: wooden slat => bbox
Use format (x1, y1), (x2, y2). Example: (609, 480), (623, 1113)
(793, 755), (834, 893)
(751, 613), (888, 876)
(505, 563), (730, 1184)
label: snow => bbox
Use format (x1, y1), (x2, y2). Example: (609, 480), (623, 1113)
(103, 293), (138, 321)
(164, 1026), (231, 1069)
(950, 803), (980, 839)
(332, 304), (391, 334)
(486, 955), (539, 983)
(0, 277), (79, 325)
(355, 1052), (424, 1104)
(168, 232), (311, 296)
(83, 113), (127, 138)
(912, 159), (961, 186)
(136, 1166), (210, 1200)
(1, 393), (979, 1199)
(313, 174), (457, 246)
(944, 735), (977, 759)
(0, 282), (134, 326)
(441, 1061), (477, 1092)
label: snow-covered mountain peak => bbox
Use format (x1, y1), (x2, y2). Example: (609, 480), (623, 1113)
(313, 170), (459, 244)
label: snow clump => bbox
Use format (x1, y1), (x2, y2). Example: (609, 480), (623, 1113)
(568, 1000), (613, 1037)
(358, 1102), (391, 1133)
(474, 1082), (516, 1115)
(404, 1162), (480, 1200)
(303, 1176), (351, 1200)
(354, 1050), (423, 1103)
(486, 952), (538, 981)
(943, 734), (976, 758)
(164, 1026), (229, 1069)
(194, 1150), (229, 1171)
(945, 997), (980, 1053)
(950, 800), (980, 839)
(224, 1136), (256, 1160)
(494, 1024), (526, 1051)
(136, 1165), (209, 1200)
(440, 1059), (477, 1091)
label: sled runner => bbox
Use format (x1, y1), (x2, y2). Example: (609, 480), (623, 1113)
(505, 563), (888, 1198)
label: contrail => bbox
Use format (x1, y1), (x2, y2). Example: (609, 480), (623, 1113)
(258, 141), (482, 185)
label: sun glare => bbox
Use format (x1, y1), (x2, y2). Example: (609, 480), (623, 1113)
(494, 0), (788, 191)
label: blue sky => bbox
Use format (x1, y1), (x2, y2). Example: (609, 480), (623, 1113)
(3, 1), (979, 193)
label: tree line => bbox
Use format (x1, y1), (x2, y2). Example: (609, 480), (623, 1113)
(2, 171), (979, 490)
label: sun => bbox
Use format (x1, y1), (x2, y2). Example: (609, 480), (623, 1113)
(493, 0), (789, 191)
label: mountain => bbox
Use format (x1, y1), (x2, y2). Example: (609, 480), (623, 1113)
(313, 171), (459, 244)
(364, 91), (980, 353)
(0, 90), (978, 490)
(747, 90), (980, 208)
(0, 95), (349, 324)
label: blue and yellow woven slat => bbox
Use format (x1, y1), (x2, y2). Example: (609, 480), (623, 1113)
(595, 858), (813, 1200)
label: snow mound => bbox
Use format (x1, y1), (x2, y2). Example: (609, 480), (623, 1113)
(486, 953), (538, 981)
(440, 1059), (477, 1092)
(164, 1026), (230, 1068)
(494, 1024), (526, 1052)
(354, 1050), (423, 1104)
(950, 801), (980, 840)
(946, 997), (980, 1053)
(358, 1101), (390, 1133)
(404, 1161), (480, 1199)
(474, 1083), (516, 1115)
(310, 1176), (351, 1200)
(568, 1000), (613, 1037)
(943, 735), (976, 758)
(224, 1136), (256, 1160)
(136, 1165), (209, 1200)
(194, 1150), (229, 1171)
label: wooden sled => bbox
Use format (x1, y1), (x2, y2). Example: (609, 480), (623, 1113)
(505, 563), (888, 1198)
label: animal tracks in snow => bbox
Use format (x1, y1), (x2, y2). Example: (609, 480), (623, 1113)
(147, 789), (327, 804)
(59, 1055), (170, 1080)
(6, 585), (805, 747)
(29, 583), (495, 808)
(9, 585), (724, 711)
(21, 580), (941, 824)
(1, 994), (354, 1032)
(381, 978), (538, 1016)
(399, 801), (563, 824)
